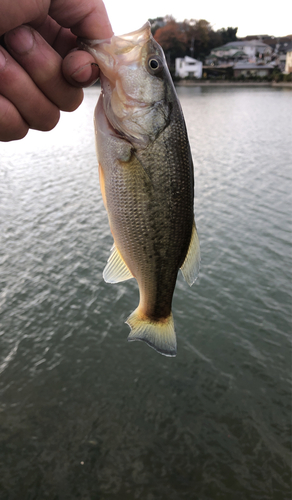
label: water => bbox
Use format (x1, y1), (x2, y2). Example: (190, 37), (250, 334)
(0, 86), (291, 500)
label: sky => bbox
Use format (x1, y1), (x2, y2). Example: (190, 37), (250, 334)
(105, 0), (292, 38)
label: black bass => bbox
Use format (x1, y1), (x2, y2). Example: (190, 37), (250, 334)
(80, 22), (200, 357)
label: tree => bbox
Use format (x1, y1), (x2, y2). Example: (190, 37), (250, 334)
(154, 20), (187, 64)
(149, 16), (239, 67)
(217, 27), (238, 44)
(183, 19), (213, 59)
(148, 17), (165, 37)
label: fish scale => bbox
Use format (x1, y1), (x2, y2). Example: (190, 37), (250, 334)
(79, 22), (200, 356)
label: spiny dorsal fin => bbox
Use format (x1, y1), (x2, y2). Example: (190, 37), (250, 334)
(103, 245), (134, 283)
(180, 222), (200, 286)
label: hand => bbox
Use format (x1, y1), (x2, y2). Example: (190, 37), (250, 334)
(0, 0), (113, 141)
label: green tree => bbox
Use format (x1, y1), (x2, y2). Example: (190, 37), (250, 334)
(217, 27), (238, 44)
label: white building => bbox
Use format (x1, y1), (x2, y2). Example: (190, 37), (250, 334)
(209, 40), (272, 64)
(175, 56), (203, 79)
(284, 43), (292, 73)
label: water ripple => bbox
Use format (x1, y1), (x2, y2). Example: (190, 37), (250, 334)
(0, 86), (291, 500)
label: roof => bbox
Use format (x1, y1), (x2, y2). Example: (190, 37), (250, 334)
(233, 62), (275, 69)
(176, 56), (201, 63)
(212, 46), (236, 52)
(203, 64), (234, 69)
(232, 51), (248, 57)
(212, 40), (271, 52)
(184, 56), (200, 63)
(225, 40), (271, 48)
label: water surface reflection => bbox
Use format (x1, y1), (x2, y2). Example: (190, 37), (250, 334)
(0, 86), (291, 500)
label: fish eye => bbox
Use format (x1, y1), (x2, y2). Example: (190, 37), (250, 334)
(149, 59), (159, 69)
(147, 56), (163, 75)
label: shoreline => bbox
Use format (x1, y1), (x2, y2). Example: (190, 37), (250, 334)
(175, 80), (292, 88)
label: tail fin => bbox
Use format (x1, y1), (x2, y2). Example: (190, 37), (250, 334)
(126, 309), (177, 357)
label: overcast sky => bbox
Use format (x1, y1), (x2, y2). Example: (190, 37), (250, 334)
(105, 0), (292, 38)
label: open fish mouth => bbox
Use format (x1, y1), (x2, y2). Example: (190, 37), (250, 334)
(78, 22), (170, 148)
(77, 22), (152, 75)
(78, 22), (152, 51)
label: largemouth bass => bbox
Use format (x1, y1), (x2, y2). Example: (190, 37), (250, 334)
(80, 22), (200, 357)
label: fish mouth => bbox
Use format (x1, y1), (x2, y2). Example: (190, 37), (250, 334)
(115, 22), (152, 42)
(78, 22), (151, 53)
(77, 22), (152, 76)
(79, 22), (165, 148)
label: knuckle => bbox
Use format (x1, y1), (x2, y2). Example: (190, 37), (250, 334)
(0, 127), (28, 142)
(0, 97), (28, 141)
(11, 127), (29, 141)
(60, 90), (83, 112)
(37, 107), (60, 132)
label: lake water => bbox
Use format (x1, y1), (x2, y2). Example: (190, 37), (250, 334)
(0, 86), (291, 500)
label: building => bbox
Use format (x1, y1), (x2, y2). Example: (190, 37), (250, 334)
(202, 64), (234, 79)
(175, 56), (203, 79)
(233, 62), (275, 78)
(207, 40), (272, 65)
(284, 43), (292, 73)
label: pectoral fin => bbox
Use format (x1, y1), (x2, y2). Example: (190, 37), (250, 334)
(103, 244), (134, 283)
(180, 222), (200, 286)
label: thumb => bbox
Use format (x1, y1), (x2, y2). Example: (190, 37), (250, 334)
(63, 49), (100, 87)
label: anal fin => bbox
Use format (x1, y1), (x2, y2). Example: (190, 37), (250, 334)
(180, 221), (200, 286)
(103, 244), (134, 283)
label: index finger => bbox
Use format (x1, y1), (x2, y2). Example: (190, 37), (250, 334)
(0, 0), (113, 40)
(49, 0), (113, 39)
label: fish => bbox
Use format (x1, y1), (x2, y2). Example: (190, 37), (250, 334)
(79, 22), (200, 357)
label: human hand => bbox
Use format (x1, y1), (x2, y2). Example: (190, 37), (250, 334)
(0, 0), (113, 141)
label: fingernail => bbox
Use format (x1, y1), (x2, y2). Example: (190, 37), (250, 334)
(0, 49), (7, 70)
(71, 63), (93, 83)
(5, 26), (34, 55)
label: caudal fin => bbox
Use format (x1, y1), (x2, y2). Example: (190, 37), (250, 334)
(126, 309), (177, 357)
